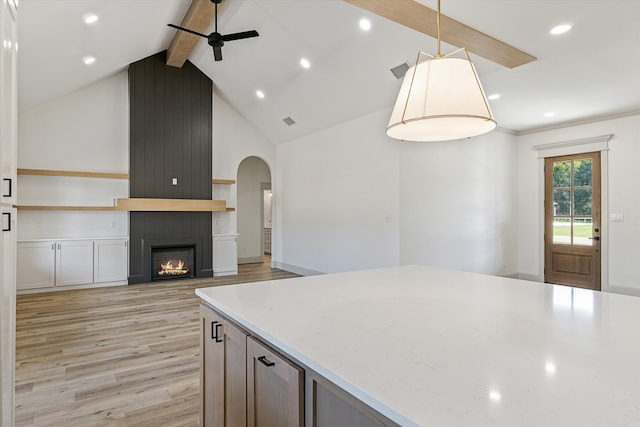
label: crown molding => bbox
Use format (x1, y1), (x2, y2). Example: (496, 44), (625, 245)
(517, 109), (640, 136)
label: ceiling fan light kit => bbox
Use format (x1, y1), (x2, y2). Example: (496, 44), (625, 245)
(386, 0), (496, 142)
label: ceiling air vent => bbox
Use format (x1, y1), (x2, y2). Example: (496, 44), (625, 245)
(390, 62), (410, 80)
(283, 117), (296, 126)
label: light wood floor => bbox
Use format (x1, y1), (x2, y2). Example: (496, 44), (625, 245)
(15, 258), (299, 426)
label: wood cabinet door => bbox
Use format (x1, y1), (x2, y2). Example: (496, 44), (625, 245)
(247, 337), (303, 427)
(200, 304), (247, 427)
(309, 373), (399, 427)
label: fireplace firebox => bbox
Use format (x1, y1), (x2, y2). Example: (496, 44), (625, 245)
(151, 246), (195, 281)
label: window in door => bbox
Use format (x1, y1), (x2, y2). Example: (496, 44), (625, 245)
(551, 157), (594, 246)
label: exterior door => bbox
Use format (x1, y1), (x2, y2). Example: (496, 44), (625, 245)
(544, 152), (601, 290)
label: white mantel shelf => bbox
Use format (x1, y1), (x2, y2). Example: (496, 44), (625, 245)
(196, 265), (640, 426)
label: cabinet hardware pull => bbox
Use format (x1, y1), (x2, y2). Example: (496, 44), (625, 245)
(258, 356), (275, 367)
(2, 178), (11, 197)
(1, 212), (10, 232)
(214, 323), (223, 342)
(211, 321), (224, 342)
(211, 321), (218, 340)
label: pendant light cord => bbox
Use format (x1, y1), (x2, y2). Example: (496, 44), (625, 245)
(436, 0), (442, 57)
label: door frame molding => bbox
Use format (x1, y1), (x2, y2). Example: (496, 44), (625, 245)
(534, 134), (612, 290)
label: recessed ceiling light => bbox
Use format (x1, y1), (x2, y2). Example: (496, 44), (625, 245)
(545, 362), (557, 375)
(82, 56), (96, 65)
(550, 24), (572, 35)
(488, 94), (501, 100)
(83, 13), (99, 25)
(256, 90), (265, 99)
(544, 112), (555, 117)
(489, 391), (501, 402)
(359, 18), (371, 31)
(300, 58), (310, 69)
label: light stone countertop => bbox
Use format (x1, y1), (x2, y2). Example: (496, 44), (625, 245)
(196, 265), (640, 427)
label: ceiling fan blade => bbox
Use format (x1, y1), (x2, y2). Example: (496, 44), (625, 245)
(168, 24), (209, 39)
(342, 0), (536, 69)
(221, 30), (259, 42)
(213, 45), (223, 61)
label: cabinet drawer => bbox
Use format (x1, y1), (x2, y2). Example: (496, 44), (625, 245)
(247, 336), (303, 427)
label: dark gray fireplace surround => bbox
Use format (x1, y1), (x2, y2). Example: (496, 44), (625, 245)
(128, 51), (213, 284)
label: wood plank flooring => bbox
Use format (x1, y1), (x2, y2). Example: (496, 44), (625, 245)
(15, 260), (300, 426)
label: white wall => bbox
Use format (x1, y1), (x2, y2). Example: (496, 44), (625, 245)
(275, 108), (401, 275)
(517, 113), (640, 295)
(17, 72), (129, 240)
(400, 130), (519, 276)
(237, 157), (270, 262)
(212, 92), (275, 236)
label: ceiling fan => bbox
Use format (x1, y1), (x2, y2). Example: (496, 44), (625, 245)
(168, 0), (259, 62)
(343, 0), (536, 68)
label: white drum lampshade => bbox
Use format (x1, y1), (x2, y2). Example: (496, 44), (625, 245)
(386, 55), (497, 142)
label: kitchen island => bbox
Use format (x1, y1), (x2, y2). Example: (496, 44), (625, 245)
(196, 265), (640, 426)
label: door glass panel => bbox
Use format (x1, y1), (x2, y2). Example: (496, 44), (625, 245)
(573, 218), (593, 246)
(553, 190), (571, 216)
(574, 189), (592, 216)
(553, 217), (571, 244)
(550, 157), (595, 246)
(553, 161), (571, 188)
(573, 159), (592, 187)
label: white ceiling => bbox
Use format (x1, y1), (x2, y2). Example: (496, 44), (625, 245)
(18, 0), (640, 144)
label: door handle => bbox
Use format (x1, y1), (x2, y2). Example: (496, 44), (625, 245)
(589, 236), (600, 241)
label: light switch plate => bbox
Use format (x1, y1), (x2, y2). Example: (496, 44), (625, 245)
(610, 213), (624, 222)
(172, 177), (178, 186)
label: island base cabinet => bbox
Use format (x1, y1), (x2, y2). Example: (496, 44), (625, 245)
(308, 373), (399, 427)
(247, 337), (304, 427)
(200, 304), (247, 427)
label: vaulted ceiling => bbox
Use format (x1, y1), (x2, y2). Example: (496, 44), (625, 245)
(18, 0), (640, 144)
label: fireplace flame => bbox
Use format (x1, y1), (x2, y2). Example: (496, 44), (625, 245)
(159, 259), (190, 276)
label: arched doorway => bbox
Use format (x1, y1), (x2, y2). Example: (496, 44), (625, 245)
(237, 156), (271, 264)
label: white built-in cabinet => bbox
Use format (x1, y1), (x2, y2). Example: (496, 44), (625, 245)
(17, 238), (128, 291)
(0, 0), (18, 425)
(94, 239), (128, 284)
(56, 240), (94, 287)
(213, 234), (238, 276)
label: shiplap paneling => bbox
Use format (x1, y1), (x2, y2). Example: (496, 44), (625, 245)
(128, 51), (213, 284)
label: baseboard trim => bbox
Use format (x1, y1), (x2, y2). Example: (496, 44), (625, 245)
(273, 261), (324, 277)
(238, 256), (264, 264)
(17, 280), (129, 294)
(517, 273), (542, 282)
(603, 284), (640, 297)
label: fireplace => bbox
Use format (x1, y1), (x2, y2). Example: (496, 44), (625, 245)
(151, 245), (195, 281)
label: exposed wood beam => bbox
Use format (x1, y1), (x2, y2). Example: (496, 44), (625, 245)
(343, 0), (536, 69)
(166, 0), (216, 68)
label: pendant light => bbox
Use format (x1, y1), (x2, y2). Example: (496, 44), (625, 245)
(386, 0), (497, 142)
